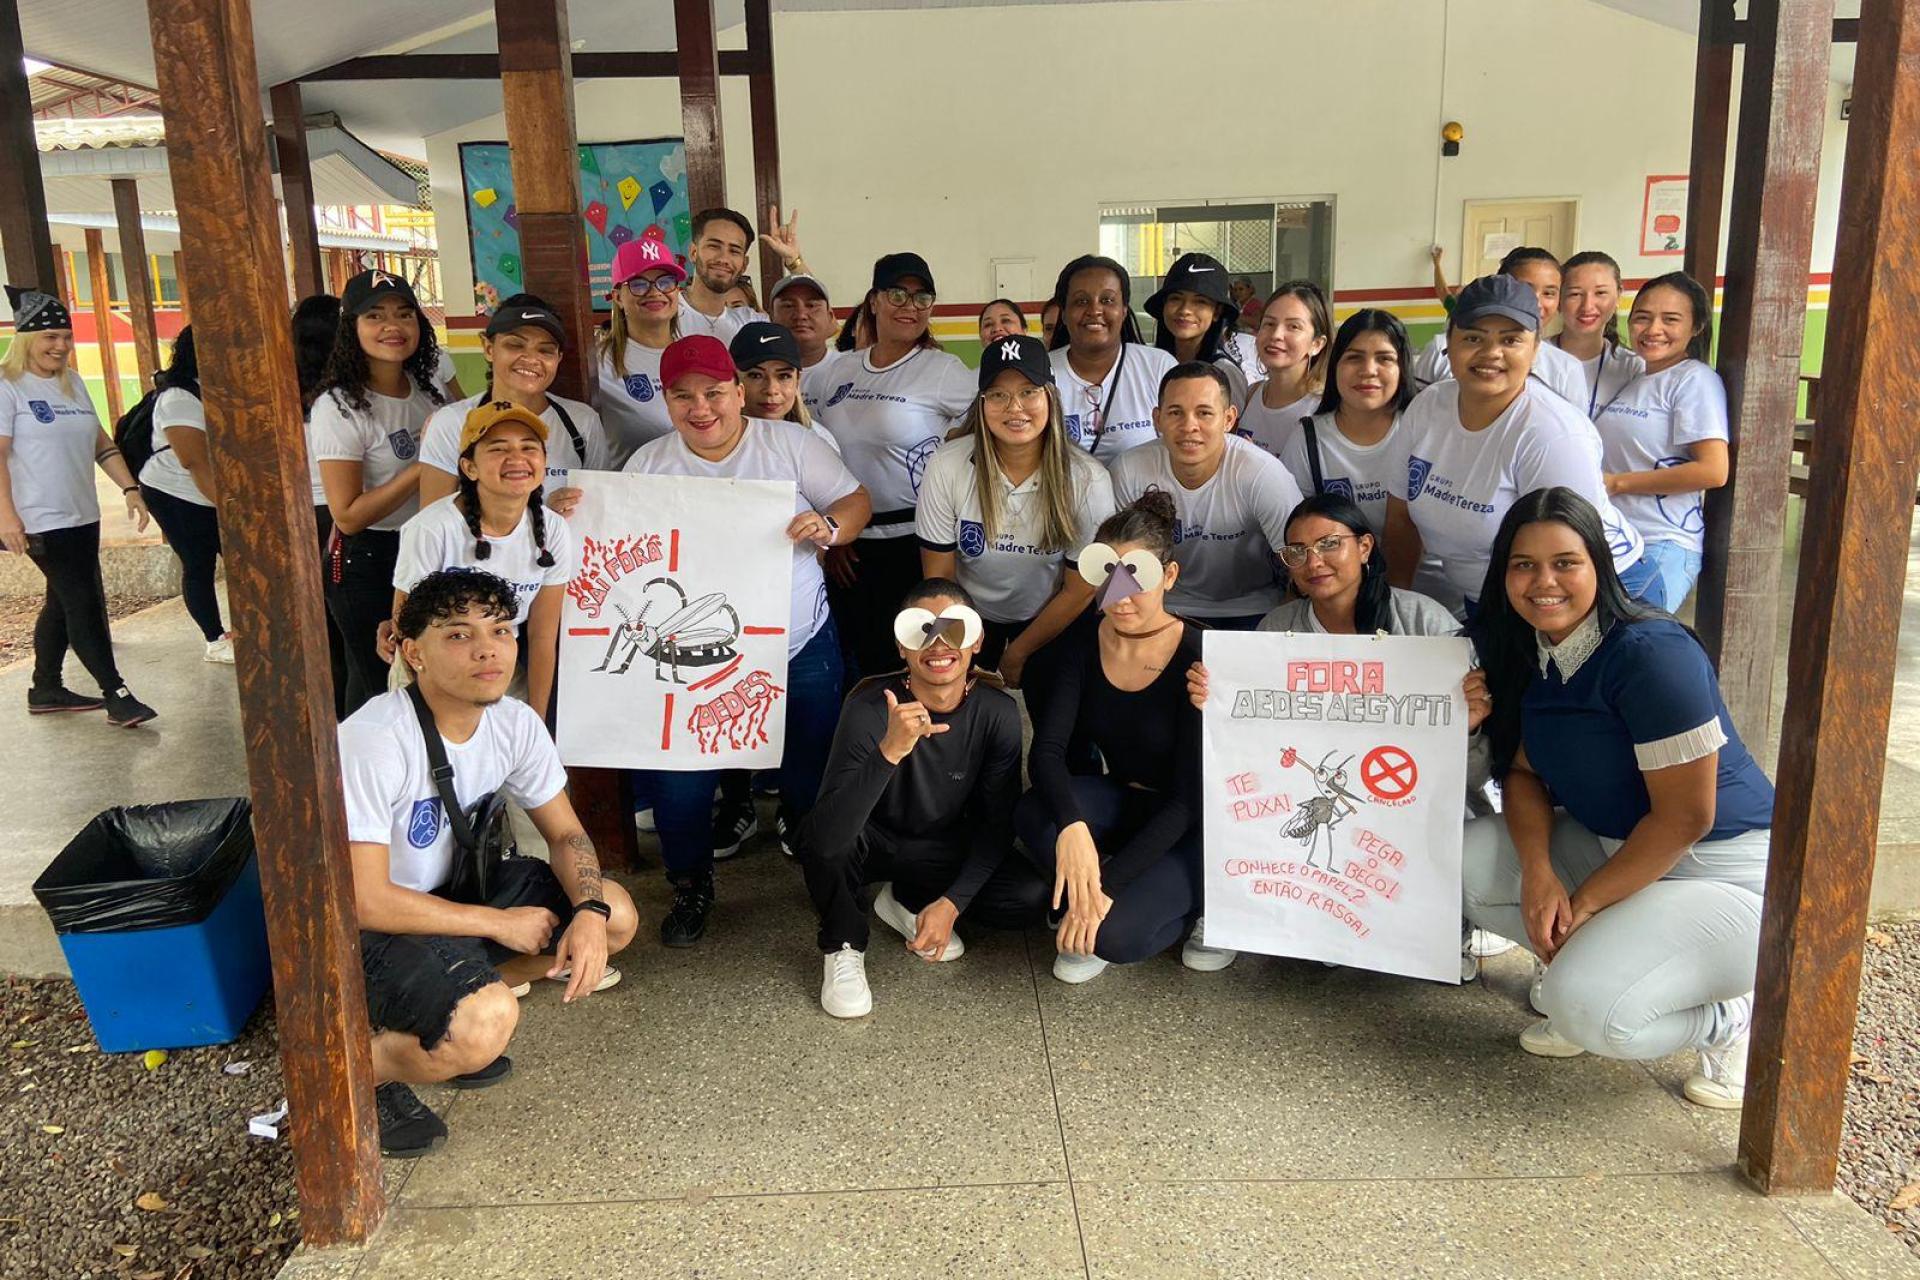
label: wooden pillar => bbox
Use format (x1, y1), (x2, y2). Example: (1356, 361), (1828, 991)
(1691, 0), (1832, 745)
(173, 251), (191, 322)
(1684, 0), (1737, 323)
(746, 0), (782, 287)
(84, 228), (124, 421)
(1739, 0), (1920, 1195)
(0, 0), (57, 297)
(675, 0), (726, 212)
(111, 179), (160, 387)
(146, 0), (383, 1244)
(497, 0), (640, 871)
(270, 81), (326, 301)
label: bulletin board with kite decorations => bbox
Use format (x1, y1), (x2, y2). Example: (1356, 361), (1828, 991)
(459, 137), (692, 311)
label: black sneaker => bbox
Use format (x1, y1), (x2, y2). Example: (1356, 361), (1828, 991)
(102, 686), (157, 728)
(660, 875), (714, 948)
(27, 687), (105, 715)
(375, 1082), (447, 1158)
(776, 806), (798, 859)
(450, 1055), (512, 1090)
(712, 799), (759, 861)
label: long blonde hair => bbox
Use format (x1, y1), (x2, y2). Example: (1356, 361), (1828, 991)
(1, 332), (82, 400)
(959, 385), (1080, 553)
(596, 288), (681, 379)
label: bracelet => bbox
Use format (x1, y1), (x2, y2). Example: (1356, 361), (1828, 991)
(575, 899), (612, 920)
(95, 446), (122, 462)
(121, 485), (140, 494)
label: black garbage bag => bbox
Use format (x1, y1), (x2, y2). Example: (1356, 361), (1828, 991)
(32, 798), (255, 934)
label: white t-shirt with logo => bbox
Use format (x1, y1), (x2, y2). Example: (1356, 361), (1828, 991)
(1276, 411), (1404, 534)
(1595, 358), (1729, 554)
(0, 372), (100, 533)
(1050, 343), (1178, 464)
(1566, 343), (1647, 419)
(140, 387), (211, 507)
(339, 690), (567, 894)
(1108, 435), (1303, 618)
(914, 437), (1118, 623)
(309, 383), (440, 532)
(1236, 385), (1321, 460)
(1410, 331), (1588, 407)
(418, 391), (609, 490)
(624, 419), (860, 653)
(1389, 380), (1646, 601)
(393, 495), (574, 626)
(809, 346), (975, 538)
(676, 298), (763, 344)
(594, 340), (674, 466)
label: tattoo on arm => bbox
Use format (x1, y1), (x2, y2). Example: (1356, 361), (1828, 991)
(562, 831), (604, 902)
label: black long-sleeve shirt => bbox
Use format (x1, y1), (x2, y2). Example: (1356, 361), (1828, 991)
(1029, 615), (1204, 889)
(802, 675), (1024, 911)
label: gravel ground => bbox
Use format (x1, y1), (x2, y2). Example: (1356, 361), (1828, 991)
(1839, 918), (1920, 1253)
(0, 590), (175, 670)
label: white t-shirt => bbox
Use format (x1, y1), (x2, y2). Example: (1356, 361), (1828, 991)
(1108, 435), (1303, 618)
(1389, 380), (1645, 601)
(309, 383), (440, 532)
(0, 372), (101, 534)
(1050, 343), (1179, 463)
(393, 495), (574, 625)
(624, 419), (860, 653)
(434, 348), (459, 396)
(1410, 332), (1588, 408)
(809, 346), (974, 538)
(1570, 343), (1650, 419)
(1218, 330), (1267, 406)
(339, 690), (567, 894)
(1595, 358), (1729, 553)
(302, 413), (330, 505)
(140, 387), (211, 507)
(594, 340), (675, 467)
(418, 391), (610, 489)
(1276, 411), (1404, 534)
(914, 437), (1118, 623)
(676, 298), (763, 344)
(1237, 385), (1321, 460)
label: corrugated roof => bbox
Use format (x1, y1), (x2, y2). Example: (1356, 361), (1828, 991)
(35, 115), (165, 151)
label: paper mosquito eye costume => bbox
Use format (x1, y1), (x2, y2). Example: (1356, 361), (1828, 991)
(893, 605), (984, 651)
(1077, 542), (1167, 611)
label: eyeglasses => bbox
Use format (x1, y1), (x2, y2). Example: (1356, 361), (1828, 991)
(880, 287), (936, 310)
(621, 276), (679, 297)
(981, 385), (1050, 412)
(1279, 533), (1358, 567)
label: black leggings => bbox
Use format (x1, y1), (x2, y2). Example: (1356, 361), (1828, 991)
(141, 485), (224, 642)
(325, 527), (400, 717)
(315, 507), (349, 720)
(25, 521), (123, 695)
(826, 533), (925, 682)
(801, 822), (1050, 953)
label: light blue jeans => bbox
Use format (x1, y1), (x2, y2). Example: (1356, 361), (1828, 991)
(1638, 539), (1704, 613)
(1462, 812), (1768, 1059)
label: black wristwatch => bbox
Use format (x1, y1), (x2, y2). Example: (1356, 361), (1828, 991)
(576, 899), (612, 920)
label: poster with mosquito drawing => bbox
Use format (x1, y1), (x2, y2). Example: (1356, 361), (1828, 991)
(556, 471), (795, 770)
(1199, 631), (1471, 983)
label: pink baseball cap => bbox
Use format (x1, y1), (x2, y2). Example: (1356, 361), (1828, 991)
(611, 235), (688, 287)
(660, 335), (737, 389)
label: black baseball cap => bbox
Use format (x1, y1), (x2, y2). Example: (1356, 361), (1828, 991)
(1451, 274), (1541, 332)
(342, 268), (420, 316)
(729, 321), (804, 371)
(484, 295), (568, 347)
(977, 333), (1053, 391)
(1144, 252), (1233, 319)
(872, 251), (936, 295)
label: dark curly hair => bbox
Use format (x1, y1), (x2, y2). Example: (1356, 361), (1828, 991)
(315, 295), (447, 416)
(395, 568), (518, 641)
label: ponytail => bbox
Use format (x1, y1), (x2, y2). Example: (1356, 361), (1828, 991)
(455, 470), (493, 562)
(528, 488), (556, 568)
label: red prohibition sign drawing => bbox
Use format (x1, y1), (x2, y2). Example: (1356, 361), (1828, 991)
(1361, 745), (1417, 801)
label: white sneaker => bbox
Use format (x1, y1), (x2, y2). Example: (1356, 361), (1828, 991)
(508, 981), (532, 998)
(1052, 952), (1110, 985)
(1180, 916), (1237, 972)
(1468, 928), (1518, 958)
(635, 808), (657, 833)
(1685, 1034), (1749, 1109)
(820, 944), (872, 1018)
(1529, 960), (1548, 1015)
(546, 965), (623, 993)
(1519, 1018), (1587, 1058)
(873, 883), (964, 961)
(1460, 948), (1481, 983)
(204, 635), (236, 664)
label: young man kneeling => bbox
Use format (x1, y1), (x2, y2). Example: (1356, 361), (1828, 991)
(341, 568), (639, 1156)
(797, 578), (1049, 1018)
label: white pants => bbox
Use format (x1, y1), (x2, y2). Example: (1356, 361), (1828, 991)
(1461, 813), (1768, 1059)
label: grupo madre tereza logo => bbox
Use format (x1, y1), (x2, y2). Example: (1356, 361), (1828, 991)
(27, 400), (55, 424)
(625, 373), (657, 403)
(388, 428), (419, 461)
(826, 382), (854, 409)
(406, 798), (443, 849)
(958, 519), (988, 559)
(1405, 456), (1434, 502)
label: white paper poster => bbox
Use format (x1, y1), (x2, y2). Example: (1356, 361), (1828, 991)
(556, 471), (795, 770)
(1200, 631), (1472, 983)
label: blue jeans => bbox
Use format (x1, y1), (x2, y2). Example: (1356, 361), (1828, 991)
(1636, 540), (1703, 612)
(1615, 551), (1661, 605)
(631, 618), (845, 880)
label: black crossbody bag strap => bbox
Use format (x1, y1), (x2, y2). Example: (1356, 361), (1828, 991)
(547, 398), (587, 462)
(1301, 416), (1327, 494)
(406, 682), (476, 852)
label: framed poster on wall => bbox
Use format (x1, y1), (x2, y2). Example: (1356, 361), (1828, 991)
(459, 138), (690, 311)
(1641, 175), (1689, 257)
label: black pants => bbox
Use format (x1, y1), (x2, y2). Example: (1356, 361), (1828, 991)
(827, 533), (925, 683)
(314, 508), (348, 720)
(141, 485), (224, 642)
(25, 522), (122, 695)
(802, 823), (1050, 953)
(326, 527), (400, 716)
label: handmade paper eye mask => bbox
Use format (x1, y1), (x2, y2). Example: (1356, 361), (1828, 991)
(1077, 542), (1166, 610)
(893, 605), (984, 651)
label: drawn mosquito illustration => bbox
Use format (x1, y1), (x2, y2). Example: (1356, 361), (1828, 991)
(591, 575), (742, 683)
(1280, 750), (1363, 870)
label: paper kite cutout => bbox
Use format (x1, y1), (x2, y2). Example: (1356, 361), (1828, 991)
(585, 201), (609, 234)
(578, 146), (600, 176)
(649, 179), (673, 215)
(497, 253), (521, 282)
(502, 204), (518, 229)
(473, 187), (498, 208)
(672, 212), (691, 244)
(617, 176), (642, 211)
(607, 224), (635, 247)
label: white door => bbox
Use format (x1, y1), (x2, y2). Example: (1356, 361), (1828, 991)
(1461, 200), (1579, 279)
(991, 258), (1034, 304)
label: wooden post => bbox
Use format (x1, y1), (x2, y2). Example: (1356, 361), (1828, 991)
(1739, 0), (1920, 1195)
(173, 251), (191, 322)
(146, 0), (383, 1244)
(271, 81), (326, 301)
(675, 0), (727, 212)
(0, 0), (58, 295)
(111, 178), (160, 388)
(1684, 0), (1736, 325)
(746, 0), (782, 287)
(497, 0), (640, 871)
(1691, 0), (1832, 746)
(83, 228), (124, 422)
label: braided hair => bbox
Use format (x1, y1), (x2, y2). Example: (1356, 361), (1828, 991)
(456, 434), (556, 568)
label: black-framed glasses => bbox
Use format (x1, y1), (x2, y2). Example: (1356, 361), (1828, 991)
(1279, 533), (1358, 567)
(880, 287), (935, 310)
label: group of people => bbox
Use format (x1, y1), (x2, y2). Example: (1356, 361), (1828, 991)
(0, 209), (1770, 1159)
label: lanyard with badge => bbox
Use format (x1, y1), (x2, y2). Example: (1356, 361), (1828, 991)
(1073, 344), (1128, 459)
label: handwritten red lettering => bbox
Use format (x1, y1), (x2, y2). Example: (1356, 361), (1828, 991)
(566, 533), (666, 619)
(686, 669), (784, 754)
(1283, 659), (1385, 695)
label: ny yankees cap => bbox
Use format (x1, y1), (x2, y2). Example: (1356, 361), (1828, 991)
(767, 272), (829, 305)
(611, 234), (689, 287)
(483, 293), (569, 347)
(1144, 252), (1233, 319)
(1451, 273), (1541, 332)
(977, 332), (1054, 391)
(872, 251), (936, 295)
(342, 268), (419, 316)
(457, 399), (550, 456)
(728, 321), (804, 371)
(661, 334), (737, 389)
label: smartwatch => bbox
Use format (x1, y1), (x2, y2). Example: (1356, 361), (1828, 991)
(822, 514), (840, 545)
(576, 899), (613, 920)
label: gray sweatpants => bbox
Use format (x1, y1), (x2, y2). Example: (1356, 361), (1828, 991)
(1461, 813), (1768, 1060)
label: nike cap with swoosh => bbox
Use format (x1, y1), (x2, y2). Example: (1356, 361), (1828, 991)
(728, 321), (804, 371)
(482, 292), (569, 347)
(1144, 252), (1235, 320)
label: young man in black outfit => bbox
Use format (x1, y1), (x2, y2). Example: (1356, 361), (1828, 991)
(798, 578), (1049, 1018)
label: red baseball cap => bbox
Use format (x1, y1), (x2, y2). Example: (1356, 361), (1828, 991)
(660, 335), (737, 389)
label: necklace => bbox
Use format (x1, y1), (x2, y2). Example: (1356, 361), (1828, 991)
(1108, 617), (1180, 640)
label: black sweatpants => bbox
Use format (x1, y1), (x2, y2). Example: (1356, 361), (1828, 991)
(25, 521), (123, 695)
(315, 507), (348, 719)
(326, 527), (400, 716)
(141, 485), (225, 642)
(827, 533), (925, 682)
(803, 823), (1050, 953)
